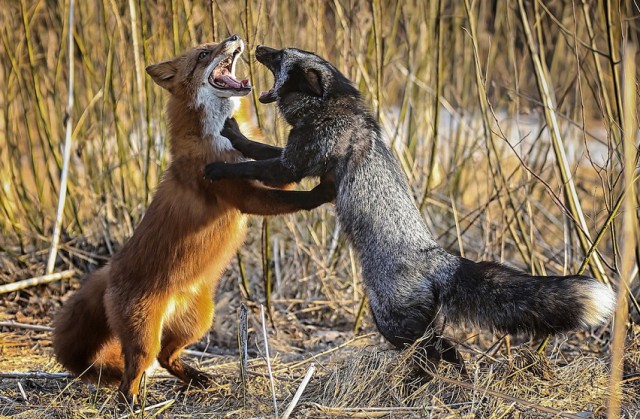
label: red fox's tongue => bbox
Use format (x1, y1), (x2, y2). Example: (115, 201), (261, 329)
(215, 74), (243, 89)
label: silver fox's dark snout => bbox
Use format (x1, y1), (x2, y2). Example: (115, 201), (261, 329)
(255, 45), (279, 65)
(255, 45), (282, 104)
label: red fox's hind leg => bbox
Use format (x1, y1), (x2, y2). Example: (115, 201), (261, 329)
(157, 339), (213, 389)
(105, 292), (165, 404)
(157, 290), (215, 389)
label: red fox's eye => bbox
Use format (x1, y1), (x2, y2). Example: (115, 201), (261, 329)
(198, 51), (209, 60)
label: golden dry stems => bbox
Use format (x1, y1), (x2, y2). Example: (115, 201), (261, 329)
(518, 0), (608, 284)
(608, 40), (638, 419)
(46, 0), (75, 275)
(0, 1), (638, 415)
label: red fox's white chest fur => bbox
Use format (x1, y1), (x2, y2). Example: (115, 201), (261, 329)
(53, 35), (333, 405)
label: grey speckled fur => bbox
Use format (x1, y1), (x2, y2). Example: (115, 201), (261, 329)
(204, 46), (616, 366)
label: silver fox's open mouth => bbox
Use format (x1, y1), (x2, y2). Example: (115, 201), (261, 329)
(258, 87), (276, 104)
(255, 45), (278, 103)
(209, 48), (251, 92)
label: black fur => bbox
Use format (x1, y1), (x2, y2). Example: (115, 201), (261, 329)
(205, 46), (615, 369)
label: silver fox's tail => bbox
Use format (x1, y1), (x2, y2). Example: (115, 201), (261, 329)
(440, 258), (616, 336)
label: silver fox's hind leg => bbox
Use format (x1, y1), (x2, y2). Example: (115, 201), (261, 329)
(410, 333), (467, 378)
(369, 301), (466, 374)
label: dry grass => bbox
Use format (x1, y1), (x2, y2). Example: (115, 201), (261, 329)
(1, 324), (639, 417)
(1, 0), (639, 417)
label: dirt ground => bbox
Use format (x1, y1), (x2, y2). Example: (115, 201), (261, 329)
(1, 263), (638, 418)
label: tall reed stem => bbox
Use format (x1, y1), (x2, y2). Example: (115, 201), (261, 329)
(517, 0), (608, 284)
(46, 0), (75, 275)
(607, 41), (637, 419)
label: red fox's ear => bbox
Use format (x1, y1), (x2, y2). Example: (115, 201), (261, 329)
(146, 60), (178, 91)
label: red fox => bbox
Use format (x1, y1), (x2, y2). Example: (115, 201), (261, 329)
(53, 35), (334, 404)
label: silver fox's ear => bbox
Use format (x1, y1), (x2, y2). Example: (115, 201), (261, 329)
(146, 60), (177, 91)
(304, 69), (323, 97)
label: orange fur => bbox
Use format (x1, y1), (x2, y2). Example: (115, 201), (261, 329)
(53, 37), (332, 403)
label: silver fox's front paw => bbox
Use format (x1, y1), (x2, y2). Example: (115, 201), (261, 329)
(204, 163), (227, 180)
(312, 180), (336, 204)
(221, 117), (243, 144)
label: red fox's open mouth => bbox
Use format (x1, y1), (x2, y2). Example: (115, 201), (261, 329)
(209, 48), (251, 93)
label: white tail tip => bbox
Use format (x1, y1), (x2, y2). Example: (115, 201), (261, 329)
(581, 281), (616, 327)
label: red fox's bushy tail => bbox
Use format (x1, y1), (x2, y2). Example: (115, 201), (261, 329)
(53, 268), (123, 384)
(442, 258), (616, 336)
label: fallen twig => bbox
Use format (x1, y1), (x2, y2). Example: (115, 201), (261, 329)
(116, 399), (175, 419)
(0, 321), (53, 332)
(281, 363), (316, 419)
(0, 372), (71, 379)
(0, 270), (76, 295)
(181, 348), (216, 359)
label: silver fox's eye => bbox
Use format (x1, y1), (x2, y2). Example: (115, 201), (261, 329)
(198, 51), (209, 60)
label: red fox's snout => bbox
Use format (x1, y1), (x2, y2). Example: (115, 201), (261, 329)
(146, 34), (251, 98)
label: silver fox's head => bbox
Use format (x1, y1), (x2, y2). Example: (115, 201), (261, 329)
(255, 45), (360, 123)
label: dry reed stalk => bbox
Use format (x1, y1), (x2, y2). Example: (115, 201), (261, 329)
(281, 363), (315, 419)
(171, 0), (180, 54)
(579, 1), (619, 144)
(370, 0), (383, 121)
(238, 303), (249, 399)
(607, 41), (637, 419)
(127, 0), (150, 204)
(463, 0), (534, 268)
(420, 0), (444, 211)
(517, 0), (608, 284)
(46, 0), (75, 275)
(261, 304), (278, 418)
(262, 219), (274, 321)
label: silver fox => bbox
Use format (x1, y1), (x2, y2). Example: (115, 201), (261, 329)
(204, 45), (616, 367)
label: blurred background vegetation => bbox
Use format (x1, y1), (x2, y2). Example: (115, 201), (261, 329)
(1, 0), (637, 289)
